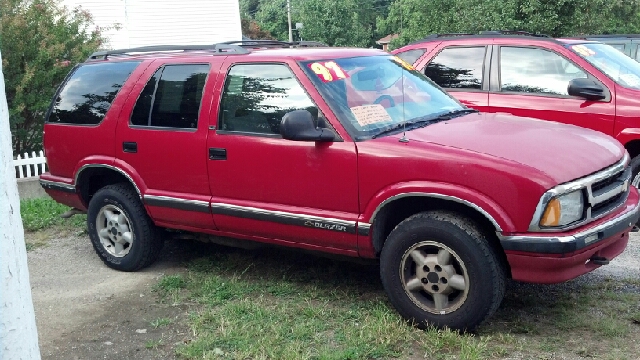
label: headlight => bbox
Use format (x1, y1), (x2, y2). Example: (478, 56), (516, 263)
(539, 190), (585, 227)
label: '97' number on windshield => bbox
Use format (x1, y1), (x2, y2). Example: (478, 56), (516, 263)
(308, 61), (349, 82)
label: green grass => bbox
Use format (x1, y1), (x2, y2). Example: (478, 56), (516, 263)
(145, 339), (163, 350)
(155, 243), (640, 359)
(20, 197), (86, 232)
(151, 317), (173, 328)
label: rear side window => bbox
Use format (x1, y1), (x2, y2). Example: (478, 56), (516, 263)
(424, 47), (486, 89)
(48, 61), (140, 125)
(130, 64), (210, 129)
(395, 49), (426, 65)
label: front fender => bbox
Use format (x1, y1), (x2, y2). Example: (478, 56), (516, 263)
(360, 181), (515, 232)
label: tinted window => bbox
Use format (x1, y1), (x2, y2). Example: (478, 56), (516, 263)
(131, 64), (210, 128)
(396, 49), (426, 65)
(424, 47), (485, 89)
(219, 64), (319, 135)
(48, 61), (140, 124)
(500, 47), (588, 95)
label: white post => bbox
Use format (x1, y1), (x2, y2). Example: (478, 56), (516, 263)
(0, 51), (41, 358)
(287, 0), (293, 42)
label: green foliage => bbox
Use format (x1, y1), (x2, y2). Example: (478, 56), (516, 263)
(381, 0), (640, 50)
(254, 0), (291, 41)
(0, 0), (105, 155)
(298, 0), (373, 47)
(20, 197), (86, 232)
(241, 0), (391, 46)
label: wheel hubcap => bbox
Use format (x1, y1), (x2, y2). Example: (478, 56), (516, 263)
(632, 172), (640, 188)
(96, 204), (133, 257)
(400, 241), (470, 314)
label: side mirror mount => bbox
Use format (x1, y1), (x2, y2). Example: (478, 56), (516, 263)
(568, 78), (606, 101)
(280, 110), (336, 142)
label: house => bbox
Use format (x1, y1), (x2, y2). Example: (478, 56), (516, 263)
(61, 0), (242, 50)
(376, 34), (399, 52)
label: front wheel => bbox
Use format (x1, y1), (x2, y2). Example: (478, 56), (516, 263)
(380, 211), (506, 331)
(87, 183), (164, 271)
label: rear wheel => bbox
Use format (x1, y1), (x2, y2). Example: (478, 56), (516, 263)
(380, 211), (505, 331)
(87, 183), (163, 271)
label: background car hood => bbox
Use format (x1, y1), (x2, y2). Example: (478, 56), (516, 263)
(396, 112), (625, 184)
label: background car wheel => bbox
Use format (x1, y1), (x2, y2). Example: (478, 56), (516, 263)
(87, 183), (163, 271)
(380, 211), (506, 332)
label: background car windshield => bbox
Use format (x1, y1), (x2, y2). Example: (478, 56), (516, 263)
(569, 43), (640, 90)
(301, 56), (463, 140)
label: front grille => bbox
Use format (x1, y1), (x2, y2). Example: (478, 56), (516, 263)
(586, 166), (630, 221)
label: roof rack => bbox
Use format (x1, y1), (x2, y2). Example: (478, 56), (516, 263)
(571, 34), (640, 39)
(479, 30), (551, 38)
(221, 40), (327, 48)
(86, 43), (249, 61)
(412, 30), (554, 44)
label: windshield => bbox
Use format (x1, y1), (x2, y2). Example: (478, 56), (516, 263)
(300, 55), (464, 140)
(568, 43), (640, 90)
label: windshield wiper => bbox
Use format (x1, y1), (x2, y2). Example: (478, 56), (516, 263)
(371, 123), (408, 139)
(371, 109), (478, 139)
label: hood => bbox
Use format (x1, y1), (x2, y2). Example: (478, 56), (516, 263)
(394, 112), (624, 184)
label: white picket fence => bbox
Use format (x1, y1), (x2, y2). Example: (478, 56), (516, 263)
(13, 151), (47, 179)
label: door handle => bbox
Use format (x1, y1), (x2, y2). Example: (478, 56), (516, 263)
(123, 142), (137, 153)
(209, 148), (227, 160)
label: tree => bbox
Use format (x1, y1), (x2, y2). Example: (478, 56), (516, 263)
(241, 18), (275, 40)
(254, 0), (291, 41)
(0, 49), (41, 360)
(0, 0), (105, 156)
(298, 0), (373, 47)
(380, 0), (640, 50)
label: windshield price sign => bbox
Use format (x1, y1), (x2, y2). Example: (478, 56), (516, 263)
(308, 61), (349, 82)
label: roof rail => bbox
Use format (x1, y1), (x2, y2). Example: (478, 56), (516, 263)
(572, 34), (640, 39)
(221, 40), (327, 48)
(479, 30), (551, 38)
(86, 43), (249, 61)
(424, 33), (475, 39)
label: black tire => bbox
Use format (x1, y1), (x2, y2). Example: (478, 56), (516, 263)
(380, 211), (506, 332)
(87, 183), (163, 271)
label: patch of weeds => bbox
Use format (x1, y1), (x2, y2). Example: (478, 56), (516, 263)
(145, 339), (163, 350)
(20, 198), (86, 232)
(150, 318), (172, 328)
(156, 275), (186, 292)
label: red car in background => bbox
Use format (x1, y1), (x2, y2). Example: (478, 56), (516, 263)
(393, 31), (640, 191)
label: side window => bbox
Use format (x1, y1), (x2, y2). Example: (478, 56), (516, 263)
(48, 61), (140, 124)
(424, 47), (486, 89)
(500, 47), (588, 96)
(396, 49), (427, 65)
(219, 64), (321, 135)
(130, 64), (210, 129)
(635, 45), (640, 62)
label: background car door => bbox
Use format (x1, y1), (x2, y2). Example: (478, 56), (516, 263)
(419, 45), (491, 110)
(488, 46), (616, 136)
(206, 61), (360, 251)
(116, 60), (220, 229)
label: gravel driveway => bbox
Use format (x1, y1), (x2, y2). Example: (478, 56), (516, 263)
(27, 231), (640, 359)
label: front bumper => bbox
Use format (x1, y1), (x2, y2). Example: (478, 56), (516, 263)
(498, 188), (639, 283)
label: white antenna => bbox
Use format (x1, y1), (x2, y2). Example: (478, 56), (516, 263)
(399, 64), (409, 143)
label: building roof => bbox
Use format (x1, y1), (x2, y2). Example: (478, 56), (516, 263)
(376, 34), (399, 45)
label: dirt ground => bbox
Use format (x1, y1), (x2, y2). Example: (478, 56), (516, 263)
(27, 230), (208, 360)
(27, 230), (640, 360)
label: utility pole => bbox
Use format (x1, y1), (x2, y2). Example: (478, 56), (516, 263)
(287, 0), (293, 42)
(0, 51), (41, 359)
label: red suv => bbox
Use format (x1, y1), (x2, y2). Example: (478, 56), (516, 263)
(393, 31), (640, 190)
(40, 41), (639, 331)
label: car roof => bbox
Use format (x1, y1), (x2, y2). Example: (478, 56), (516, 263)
(85, 42), (387, 63)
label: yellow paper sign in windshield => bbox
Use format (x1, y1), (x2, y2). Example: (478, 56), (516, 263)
(393, 56), (415, 71)
(308, 61), (349, 82)
(572, 45), (596, 57)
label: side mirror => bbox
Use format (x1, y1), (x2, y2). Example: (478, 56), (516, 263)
(568, 78), (606, 101)
(280, 110), (336, 142)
